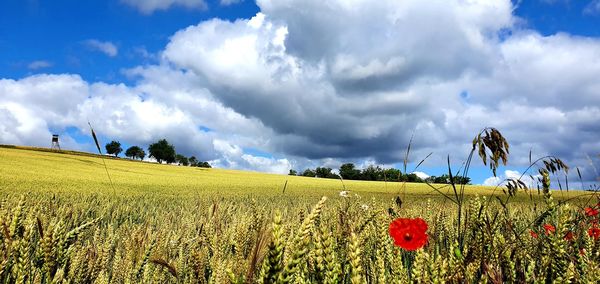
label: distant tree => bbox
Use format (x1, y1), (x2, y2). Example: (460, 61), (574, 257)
(125, 146), (136, 159)
(136, 149), (146, 160)
(425, 174), (470, 185)
(339, 163), (361, 180)
(189, 156), (198, 167)
(383, 168), (402, 181)
(302, 169), (316, 177)
(458, 176), (471, 185)
(175, 154), (189, 166)
(125, 146), (143, 160)
(433, 175), (450, 184)
(315, 167), (339, 179)
(446, 175), (470, 185)
(105, 141), (122, 157)
(315, 167), (330, 178)
(289, 169), (298, 176)
(148, 139), (176, 164)
(361, 165), (385, 181)
(197, 161), (211, 168)
(404, 173), (423, 183)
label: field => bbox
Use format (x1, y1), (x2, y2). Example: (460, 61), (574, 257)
(0, 146), (598, 283)
(0, 145), (499, 198)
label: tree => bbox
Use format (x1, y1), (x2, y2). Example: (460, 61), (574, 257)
(432, 175), (450, 184)
(339, 164), (403, 181)
(404, 173), (423, 183)
(315, 167), (330, 178)
(425, 174), (470, 185)
(361, 165), (384, 181)
(125, 146), (144, 160)
(457, 176), (471, 185)
(176, 154), (189, 166)
(339, 163), (361, 180)
(383, 168), (402, 181)
(105, 141), (122, 157)
(197, 161), (211, 168)
(302, 169), (316, 177)
(289, 169), (298, 176)
(425, 174), (471, 184)
(136, 149), (146, 160)
(315, 167), (339, 179)
(148, 139), (176, 164)
(189, 156), (198, 167)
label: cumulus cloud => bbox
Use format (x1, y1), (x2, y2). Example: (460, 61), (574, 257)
(210, 139), (292, 174)
(0, 71), (290, 173)
(2, 0), (600, 181)
(412, 171), (430, 180)
(121, 0), (206, 14)
(0, 74), (93, 151)
(163, 11), (442, 162)
(482, 170), (539, 187)
(83, 40), (118, 57)
(27, 60), (52, 70)
(162, 0), (598, 179)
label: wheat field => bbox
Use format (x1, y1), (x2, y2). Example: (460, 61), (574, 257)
(0, 146), (597, 283)
(0, 146), (501, 198)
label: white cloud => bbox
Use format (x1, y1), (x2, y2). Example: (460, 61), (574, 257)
(121, 0), (206, 14)
(483, 170), (539, 188)
(0, 74), (208, 159)
(241, 155), (292, 174)
(482, 176), (502, 187)
(84, 40), (118, 57)
(27, 60), (52, 70)
(159, 1), (527, 164)
(210, 139), (292, 174)
(412, 171), (430, 180)
(0, 69), (282, 167)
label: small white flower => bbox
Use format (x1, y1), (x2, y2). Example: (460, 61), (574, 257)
(339, 190), (350, 198)
(361, 204), (369, 210)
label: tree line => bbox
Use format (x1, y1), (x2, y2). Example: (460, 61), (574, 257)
(104, 139), (211, 168)
(289, 163), (470, 184)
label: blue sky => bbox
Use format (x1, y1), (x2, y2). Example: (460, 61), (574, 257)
(1, 0), (599, 186)
(0, 0), (259, 82)
(515, 0), (600, 37)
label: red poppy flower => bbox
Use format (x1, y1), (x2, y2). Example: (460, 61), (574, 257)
(543, 224), (556, 235)
(529, 230), (538, 238)
(588, 227), (600, 240)
(564, 231), (574, 241)
(389, 217), (428, 251)
(585, 207), (599, 217)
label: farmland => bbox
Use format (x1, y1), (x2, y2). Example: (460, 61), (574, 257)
(0, 146), (598, 283)
(1, 145), (507, 198)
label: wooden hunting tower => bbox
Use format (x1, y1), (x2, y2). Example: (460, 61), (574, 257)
(51, 134), (61, 151)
